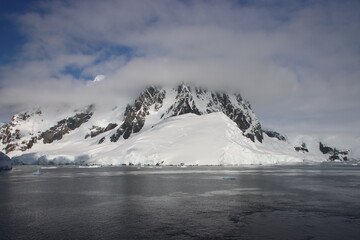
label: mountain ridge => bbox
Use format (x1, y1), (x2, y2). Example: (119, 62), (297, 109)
(0, 83), (355, 165)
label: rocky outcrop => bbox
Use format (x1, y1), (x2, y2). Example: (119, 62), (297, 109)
(110, 86), (166, 141)
(295, 142), (309, 153)
(85, 123), (118, 139)
(264, 130), (286, 141)
(98, 137), (105, 144)
(162, 84), (263, 142)
(0, 109), (42, 141)
(319, 142), (349, 161)
(0, 151), (12, 170)
(0, 110), (42, 153)
(163, 84), (201, 117)
(40, 111), (93, 144)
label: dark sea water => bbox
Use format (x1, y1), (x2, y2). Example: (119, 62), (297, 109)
(1, 165), (360, 240)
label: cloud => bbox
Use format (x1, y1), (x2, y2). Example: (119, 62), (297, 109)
(0, 0), (359, 136)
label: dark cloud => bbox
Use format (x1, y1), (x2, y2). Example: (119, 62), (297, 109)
(0, 0), (359, 136)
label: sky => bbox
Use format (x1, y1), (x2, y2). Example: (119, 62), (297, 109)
(0, 0), (359, 137)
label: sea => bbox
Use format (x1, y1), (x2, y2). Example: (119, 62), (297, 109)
(0, 165), (360, 240)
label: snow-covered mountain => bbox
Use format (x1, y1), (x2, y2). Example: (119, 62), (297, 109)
(0, 83), (355, 165)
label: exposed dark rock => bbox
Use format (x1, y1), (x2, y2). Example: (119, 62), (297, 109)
(1, 107), (94, 153)
(98, 137), (105, 144)
(40, 111), (93, 144)
(0, 109), (43, 148)
(1, 124), (16, 145)
(164, 84), (201, 117)
(0, 151), (12, 170)
(163, 84), (263, 142)
(14, 129), (21, 140)
(295, 142), (309, 153)
(85, 123), (118, 139)
(111, 84), (263, 143)
(19, 137), (38, 151)
(319, 142), (332, 154)
(110, 86), (166, 142)
(319, 142), (349, 161)
(104, 123), (118, 132)
(16, 112), (30, 121)
(264, 130), (286, 141)
(5, 143), (17, 154)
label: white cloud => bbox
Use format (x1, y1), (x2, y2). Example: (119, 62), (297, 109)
(0, 0), (359, 136)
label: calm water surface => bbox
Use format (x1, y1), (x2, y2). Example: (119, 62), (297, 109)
(0, 165), (360, 240)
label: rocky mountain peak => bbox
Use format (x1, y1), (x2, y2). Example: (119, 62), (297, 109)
(163, 84), (201, 117)
(110, 86), (166, 142)
(109, 83), (263, 143)
(164, 84), (263, 142)
(319, 142), (349, 161)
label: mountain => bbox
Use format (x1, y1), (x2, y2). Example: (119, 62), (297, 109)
(109, 84), (263, 143)
(0, 83), (356, 165)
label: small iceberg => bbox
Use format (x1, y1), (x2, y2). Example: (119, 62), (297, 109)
(32, 169), (42, 175)
(40, 166), (58, 169)
(223, 176), (236, 180)
(79, 165), (101, 168)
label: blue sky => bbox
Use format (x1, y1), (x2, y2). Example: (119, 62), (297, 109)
(0, 0), (360, 136)
(0, 0), (30, 65)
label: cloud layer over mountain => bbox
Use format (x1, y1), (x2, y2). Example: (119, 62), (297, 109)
(0, 0), (359, 136)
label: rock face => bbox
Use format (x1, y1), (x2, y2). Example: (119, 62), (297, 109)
(110, 84), (263, 142)
(319, 142), (349, 161)
(110, 86), (166, 142)
(264, 130), (286, 141)
(0, 110), (42, 153)
(0, 105), (94, 153)
(163, 84), (263, 142)
(0, 152), (12, 170)
(39, 111), (93, 144)
(85, 123), (118, 139)
(294, 142), (309, 153)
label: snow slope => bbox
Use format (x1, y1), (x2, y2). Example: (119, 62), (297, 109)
(11, 113), (312, 165)
(2, 83), (357, 165)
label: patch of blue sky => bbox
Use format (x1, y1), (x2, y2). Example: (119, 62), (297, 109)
(59, 64), (92, 81)
(0, 0), (31, 66)
(58, 44), (136, 81)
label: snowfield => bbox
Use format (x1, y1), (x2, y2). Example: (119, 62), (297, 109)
(10, 113), (329, 166)
(3, 84), (357, 166)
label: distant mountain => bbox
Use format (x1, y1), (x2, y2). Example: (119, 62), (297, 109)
(0, 83), (355, 165)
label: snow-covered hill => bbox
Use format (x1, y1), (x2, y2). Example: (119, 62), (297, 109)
(0, 83), (356, 165)
(10, 113), (302, 165)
